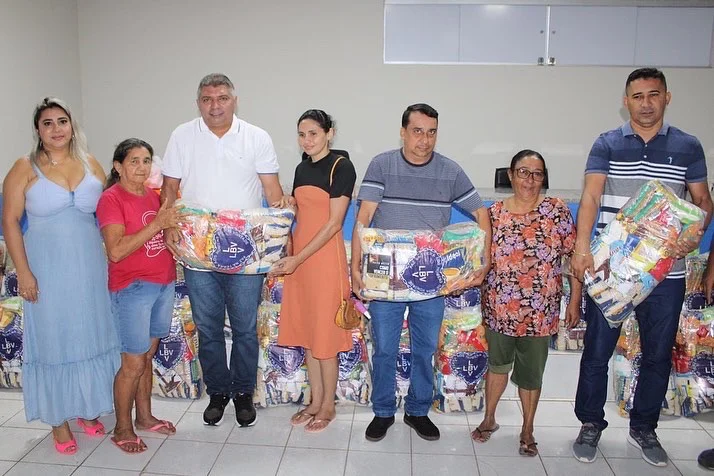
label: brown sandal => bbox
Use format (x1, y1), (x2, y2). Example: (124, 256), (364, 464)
(471, 424), (500, 443)
(519, 439), (538, 456)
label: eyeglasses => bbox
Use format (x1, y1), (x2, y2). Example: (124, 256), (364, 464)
(515, 167), (546, 182)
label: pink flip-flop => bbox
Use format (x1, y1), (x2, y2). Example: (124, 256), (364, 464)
(77, 419), (105, 436)
(304, 418), (332, 434)
(136, 419), (176, 435)
(111, 436), (146, 454)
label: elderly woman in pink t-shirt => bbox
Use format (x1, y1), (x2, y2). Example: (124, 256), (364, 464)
(96, 138), (180, 454)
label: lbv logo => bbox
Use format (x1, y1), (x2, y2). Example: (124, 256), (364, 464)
(411, 265), (434, 283)
(158, 346), (174, 360)
(396, 351), (412, 379)
(222, 242), (244, 259)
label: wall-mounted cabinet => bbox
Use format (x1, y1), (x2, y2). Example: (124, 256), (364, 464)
(384, 4), (714, 67)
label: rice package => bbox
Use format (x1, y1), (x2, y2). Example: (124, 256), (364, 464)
(672, 253), (714, 417)
(174, 202), (295, 274)
(256, 301), (310, 407)
(358, 222), (486, 301)
(433, 303), (488, 413)
(152, 270), (203, 399)
(586, 180), (705, 327)
(0, 297), (23, 388)
(613, 316), (678, 417)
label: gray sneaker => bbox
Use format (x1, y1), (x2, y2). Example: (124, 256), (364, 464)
(627, 429), (668, 467)
(572, 423), (602, 463)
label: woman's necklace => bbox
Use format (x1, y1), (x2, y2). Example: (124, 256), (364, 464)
(45, 151), (69, 167)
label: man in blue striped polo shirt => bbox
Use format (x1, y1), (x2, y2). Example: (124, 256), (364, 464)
(571, 68), (713, 467)
(351, 103), (491, 442)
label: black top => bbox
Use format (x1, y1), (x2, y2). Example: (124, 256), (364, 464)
(293, 150), (357, 198)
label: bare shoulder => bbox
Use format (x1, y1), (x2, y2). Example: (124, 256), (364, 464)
(8, 156), (35, 179)
(3, 157), (36, 194)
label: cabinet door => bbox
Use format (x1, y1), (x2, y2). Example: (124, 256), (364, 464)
(635, 7), (714, 67)
(548, 6), (638, 66)
(459, 5), (547, 64)
(384, 4), (460, 63)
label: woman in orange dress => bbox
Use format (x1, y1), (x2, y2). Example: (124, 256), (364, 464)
(270, 109), (356, 433)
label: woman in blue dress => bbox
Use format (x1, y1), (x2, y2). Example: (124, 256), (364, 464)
(1, 97), (120, 455)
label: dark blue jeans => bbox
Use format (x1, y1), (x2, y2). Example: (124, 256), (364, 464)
(574, 278), (685, 432)
(183, 268), (263, 396)
(369, 297), (445, 417)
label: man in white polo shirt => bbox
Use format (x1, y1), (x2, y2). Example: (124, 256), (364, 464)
(161, 73), (284, 428)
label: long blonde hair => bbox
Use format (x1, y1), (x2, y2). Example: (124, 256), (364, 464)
(29, 97), (90, 169)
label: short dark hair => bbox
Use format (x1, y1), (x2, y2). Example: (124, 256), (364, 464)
(297, 109), (334, 133)
(510, 149), (546, 171)
(106, 138), (154, 189)
(401, 103), (438, 128)
(626, 68), (667, 92)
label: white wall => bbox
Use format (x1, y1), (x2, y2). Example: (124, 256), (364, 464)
(0, 0), (82, 179)
(5, 0), (714, 191)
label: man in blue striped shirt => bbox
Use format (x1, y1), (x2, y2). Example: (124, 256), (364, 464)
(351, 103), (491, 442)
(571, 68), (713, 468)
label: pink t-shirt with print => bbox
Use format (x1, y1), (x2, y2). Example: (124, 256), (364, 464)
(96, 184), (176, 292)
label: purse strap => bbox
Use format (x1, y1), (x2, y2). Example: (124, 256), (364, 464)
(330, 156), (346, 300)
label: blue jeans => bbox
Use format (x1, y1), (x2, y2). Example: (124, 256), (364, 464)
(574, 278), (684, 432)
(369, 297), (445, 417)
(183, 268), (263, 396)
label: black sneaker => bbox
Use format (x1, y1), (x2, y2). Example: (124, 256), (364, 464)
(404, 414), (440, 441)
(698, 448), (714, 470)
(365, 416), (395, 442)
(234, 393), (257, 427)
(203, 394), (230, 426)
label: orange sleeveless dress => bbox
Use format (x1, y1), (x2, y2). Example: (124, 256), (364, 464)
(278, 168), (353, 359)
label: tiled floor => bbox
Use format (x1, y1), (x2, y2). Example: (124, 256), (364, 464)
(1, 388), (713, 476)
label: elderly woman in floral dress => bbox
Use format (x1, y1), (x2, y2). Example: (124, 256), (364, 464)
(471, 150), (581, 456)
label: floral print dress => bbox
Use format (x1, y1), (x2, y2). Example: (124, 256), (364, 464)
(483, 197), (576, 337)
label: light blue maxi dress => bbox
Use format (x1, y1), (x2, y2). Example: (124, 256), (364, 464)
(22, 161), (119, 426)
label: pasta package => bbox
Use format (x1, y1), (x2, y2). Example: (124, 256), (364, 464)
(174, 202), (295, 274)
(613, 316), (678, 417)
(0, 297), (23, 388)
(586, 180), (705, 327)
(358, 222), (486, 301)
(433, 305), (488, 413)
(152, 272), (203, 399)
(551, 276), (587, 351)
(684, 253), (710, 312)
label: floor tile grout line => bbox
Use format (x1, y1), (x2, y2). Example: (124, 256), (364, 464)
(274, 414), (296, 476)
(341, 404), (355, 476)
(204, 436), (227, 476)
